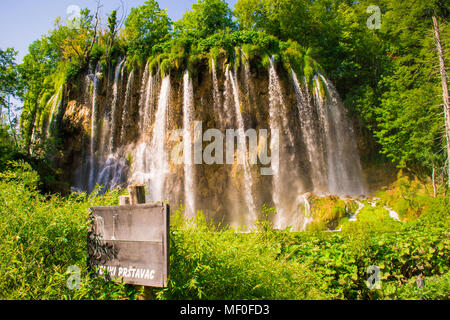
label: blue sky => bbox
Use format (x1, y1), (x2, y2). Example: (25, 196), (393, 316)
(0, 0), (238, 63)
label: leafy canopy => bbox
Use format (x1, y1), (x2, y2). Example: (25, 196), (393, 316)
(174, 0), (237, 39)
(0, 48), (20, 110)
(124, 0), (172, 59)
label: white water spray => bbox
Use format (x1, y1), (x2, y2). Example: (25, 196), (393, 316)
(148, 76), (171, 202)
(183, 71), (196, 216)
(228, 68), (257, 226)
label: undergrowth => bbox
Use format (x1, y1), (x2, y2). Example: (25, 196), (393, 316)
(0, 161), (448, 300)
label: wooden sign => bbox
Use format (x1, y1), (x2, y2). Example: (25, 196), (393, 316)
(88, 203), (170, 288)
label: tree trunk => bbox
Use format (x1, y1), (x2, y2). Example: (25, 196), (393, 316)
(432, 166), (437, 198)
(7, 95), (18, 148)
(433, 16), (450, 188)
(26, 103), (38, 156)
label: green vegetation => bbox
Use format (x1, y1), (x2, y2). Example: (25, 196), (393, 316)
(0, 162), (447, 300)
(124, 0), (172, 66)
(0, 0), (449, 300)
(10, 0), (449, 184)
(0, 161), (138, 299)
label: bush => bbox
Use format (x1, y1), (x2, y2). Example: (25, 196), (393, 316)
(0, 161), (138, 300)
(156, 210), (330, 300)
(381, 272), (450, 300)
(1, 161), (447, 300)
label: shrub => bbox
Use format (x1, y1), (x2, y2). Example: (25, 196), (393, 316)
(0, 161), (137, 300)
(156, 209), (331, 300)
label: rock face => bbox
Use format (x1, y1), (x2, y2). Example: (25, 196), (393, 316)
(57, 55), (367, 230)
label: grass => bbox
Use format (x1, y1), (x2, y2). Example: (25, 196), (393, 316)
(0, 160), (448, 300)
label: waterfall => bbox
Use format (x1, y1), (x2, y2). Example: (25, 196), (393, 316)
(268, 58), (295, 154)
(314, 75), (340, 194)
(291, 69), (327, 191)
(130, 64), (155, 191)
(73, 54), (368, 231)
(147, 75), (171, 202)
(223, 65), (235, 128)
(139, 62), (150, 132)
(268, 71), (284, 229)
(228, 68), (257, 226)
(211, 59), (224, 125)
(120, 70), (134, 144)
(268, 58), (301, 229)
(143, 72), (154, 132)
(97, 154), (127, 190)
(183, 71), (196, 216)
(384, 206), (401, 222)
(349, 200), (365, 222)
(101, 58), (125, 155)
(301, 194), (313, 231)
(88, 65), (101, 192)
(95, 59), (126, 191)
(319, 75), (366, 196)
(110, 59), (126, 152)
(128, 69), (156, 196)
(131, 141), (151, 186)
(47, 86), (63, 138)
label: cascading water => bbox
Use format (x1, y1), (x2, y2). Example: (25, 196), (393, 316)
(110, 59), (126, 153)
(349, 200), (365, 222)
(268, 66), (285, 229)
(99, 61), (119, 156)
(315, 75), (366, 196)
(223, 65), (235, 128)
(268, 58), (296, 155)
(72, 54), (369, 231)
(384, 206), (401, 221)
(228, 68), (257, 226)
(120, 70), (134, 144)
(47, 86), (63, 138)
(142, 72), (154, 132)
(183, 71), (196, 216)
(211, 59), (224, 126)
(268, 58), (303, 229)
(88, 65), (101, 192)
(96, 58), (126, 190)
(301, 194), (313, 231)
(138, 62), (150, 132)
(147, 75), (171, 202)
(129, 63), (156, 192)
(291, 69), (327, 191)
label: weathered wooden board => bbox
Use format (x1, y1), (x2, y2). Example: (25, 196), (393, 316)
(88, 203), (170, 287)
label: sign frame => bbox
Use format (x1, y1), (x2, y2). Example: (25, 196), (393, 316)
(87, 203), (170, 288)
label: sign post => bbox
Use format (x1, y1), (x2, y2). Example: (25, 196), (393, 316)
(88, 185), (169, 298)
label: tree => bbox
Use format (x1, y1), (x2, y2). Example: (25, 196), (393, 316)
(106, 10), (118, 57)
(19, 38), (59, 152)
(373, 0), (449, 182)
(0, 48), (21, 145)
(174, 0), (236, 39)
(235, 0), (327, 44)
(124, 0), (172, 58)
(106, 4), (127, 59)
(0, 48), (19, 115)
(48, 4), (102, 68)
(432, 16), (450, 187)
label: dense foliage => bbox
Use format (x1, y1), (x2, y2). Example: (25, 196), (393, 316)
(0, 162), (448, 300)
(10, 0), (449, 184)
(0, 0), (449, 301)
(0, 161), (138, 299)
